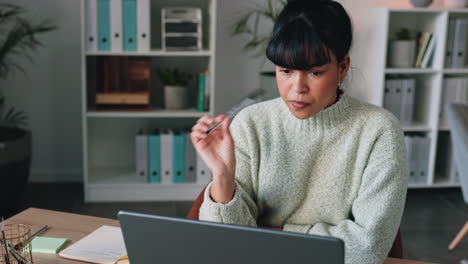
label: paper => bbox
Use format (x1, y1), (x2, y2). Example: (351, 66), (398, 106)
(58, 225), (127, 264)
(32, 236), (69, 253)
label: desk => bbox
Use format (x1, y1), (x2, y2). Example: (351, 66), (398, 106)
(6, 208), (432, 264)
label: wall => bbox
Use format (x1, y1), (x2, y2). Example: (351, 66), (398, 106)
(0, 0), (448, 182)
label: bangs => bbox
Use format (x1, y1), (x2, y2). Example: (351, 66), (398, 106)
(266, 16), (332, 70)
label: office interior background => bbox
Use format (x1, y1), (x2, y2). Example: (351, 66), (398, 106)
(0, 0), (467, 263)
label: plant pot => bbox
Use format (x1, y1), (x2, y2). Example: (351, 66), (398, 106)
(164, 85), (189, 109)
(260, 71), (280, 100)
(388, 40), (416, 68)
(410, 0), (433, 7)
(0, 127), (32, 218)
(445, 0), (468, 8)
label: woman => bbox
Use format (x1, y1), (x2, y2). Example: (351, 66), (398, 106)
(190, 0), (408, 263)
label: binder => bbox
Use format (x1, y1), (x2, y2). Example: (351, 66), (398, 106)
(137, 0), (151, 51)
(97, 0), (111, 51)
(160, 130), (174, 184)
(445, 18), (456, 68)
(123, 0), (137, 51)
(419, 136), (431, 184)
(415, 32), (432, 68)
(400, 79), (415, 126)
(407, 135), (418, 184)
(110, 0), (123, 52)
(204, 73), (210, 111)
(85, 0), (98, 52)
(135, 133), (148, 179)
(452, 18), (467, 68)
(404, 135), (413, 184)
(185, 132), (197, 183)
(196, 153), (211, 184)
(173, 131), (186, 183)
(390, 79), (402, 120)
(148, 132), (161, 183)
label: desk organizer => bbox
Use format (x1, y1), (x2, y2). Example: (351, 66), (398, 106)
(0, 224), (33, 264)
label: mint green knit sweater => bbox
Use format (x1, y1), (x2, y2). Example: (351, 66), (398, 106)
(199, 95), (408, 264)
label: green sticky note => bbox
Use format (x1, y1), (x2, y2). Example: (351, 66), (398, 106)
(31, 236), (69, 254)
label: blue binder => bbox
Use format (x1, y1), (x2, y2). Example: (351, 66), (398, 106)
(97, 0), (111, 51)
(123, 0), (137, 51)
(173, 132), (186, 183)
(148, 133), (161, 183)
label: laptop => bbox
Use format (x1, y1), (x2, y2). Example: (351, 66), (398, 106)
(118, 210), (344, 264)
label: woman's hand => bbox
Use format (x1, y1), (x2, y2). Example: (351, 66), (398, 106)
(190, 114), (236, 203)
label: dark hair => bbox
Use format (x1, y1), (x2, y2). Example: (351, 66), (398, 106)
(266, 0), (353, 70)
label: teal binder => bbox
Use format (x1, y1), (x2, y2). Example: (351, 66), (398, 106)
(148, 133), (161, 183)
(123, 0), (137, 51)
(197, 73), (206, 112)
(97, 0), (111, 51)
(173, 132), (186, 183)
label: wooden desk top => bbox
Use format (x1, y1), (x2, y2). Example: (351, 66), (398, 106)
(6, 208), (433, 264)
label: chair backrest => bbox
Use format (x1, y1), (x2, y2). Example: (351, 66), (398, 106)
(186, 186), (403, 258)
(446, 103), (468, 203)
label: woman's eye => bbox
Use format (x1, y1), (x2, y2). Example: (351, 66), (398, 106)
(310, 71), (323, 76)
(279, 69), (291, 74)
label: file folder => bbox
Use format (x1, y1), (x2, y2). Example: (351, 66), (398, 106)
(196, 153), (211, 184)
(185, 132), (197, 183)
(110, 0), (123, 52)
(97, 0), (111, 51)
(173, 132), (186, 183)
(161, 130), (173, 184)
(148, 132), (161, 183)
(137, 0), (151, 51)
(123, 0), (137, 51)
(85, 0), (98, 52)
(135, 134), (148, 179)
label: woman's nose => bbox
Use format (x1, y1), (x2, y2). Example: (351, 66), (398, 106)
(292, 74), (308, 94)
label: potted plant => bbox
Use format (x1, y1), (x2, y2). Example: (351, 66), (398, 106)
(388, 27), (416, 68)
(158, 68), (193, 110)
(230, 0), (286, 99)
(0, 3), (56, 217)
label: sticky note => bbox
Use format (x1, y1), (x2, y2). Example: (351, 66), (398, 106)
(31, 236), (69, 254)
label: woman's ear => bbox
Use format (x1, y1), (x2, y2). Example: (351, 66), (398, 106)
(339, 55), (351, 79)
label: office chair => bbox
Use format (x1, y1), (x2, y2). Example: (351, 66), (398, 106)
(446, 103), (468, 251)
(186, 185), (403, 258)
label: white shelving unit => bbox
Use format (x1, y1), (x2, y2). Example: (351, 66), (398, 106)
(356, 7), (468, 188)
(80, 0), (217, 202)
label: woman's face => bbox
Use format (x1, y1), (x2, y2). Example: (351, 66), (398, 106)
(276, 54), (350, 120)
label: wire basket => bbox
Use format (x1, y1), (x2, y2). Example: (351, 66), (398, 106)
(0, 224), (33, 264)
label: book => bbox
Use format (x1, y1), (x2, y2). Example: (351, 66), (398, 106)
(197, 72), (206, 112)
(58, 226), (126, 264)
(421, 35), (436, 68)
(414, 32), (432, 68)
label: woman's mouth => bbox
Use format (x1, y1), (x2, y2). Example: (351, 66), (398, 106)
(290, 100), (310, 110)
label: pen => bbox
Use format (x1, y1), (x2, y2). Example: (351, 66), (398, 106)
(14, 225), (49, 250)
(206, 97), (257, 134)
(1, 218), (11, 264)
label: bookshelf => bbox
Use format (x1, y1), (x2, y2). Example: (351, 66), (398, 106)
(80, 0), (217, 202)
(356, 7), (468, 188)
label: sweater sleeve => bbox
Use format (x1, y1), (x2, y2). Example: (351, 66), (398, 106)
(284, 119), (408, 264)
(198, 115), (259, 227)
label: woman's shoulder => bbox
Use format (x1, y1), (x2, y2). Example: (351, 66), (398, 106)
(232, 97), (284, 124)
(346, 96), (402, 132)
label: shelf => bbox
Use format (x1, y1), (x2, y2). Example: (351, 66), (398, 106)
(86, 50), (213, 57)
(443, 68), (468, 74)
(408, 182), (460, 189)
(86, 168), (206, 202)
(402, 123), (432, 132)
(387, 8), (468, 13)
(87, 109), (208, 118)
(385, 68), (439, 74)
